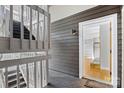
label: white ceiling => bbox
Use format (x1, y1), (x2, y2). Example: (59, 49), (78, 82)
(49, 5), (97, 22)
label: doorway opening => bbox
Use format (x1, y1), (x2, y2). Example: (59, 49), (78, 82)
(79, 14), (117, 87)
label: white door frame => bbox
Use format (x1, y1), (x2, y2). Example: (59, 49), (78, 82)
(79, 14), (118, 87)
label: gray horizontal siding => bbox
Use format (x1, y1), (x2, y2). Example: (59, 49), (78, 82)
(50, 5), (122, 87)
(117, 12), (122, 88)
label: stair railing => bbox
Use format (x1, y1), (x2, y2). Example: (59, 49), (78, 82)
(0, 69), (5, 88)
(0, 5), (50, 88)
(0, 54), (5, 88)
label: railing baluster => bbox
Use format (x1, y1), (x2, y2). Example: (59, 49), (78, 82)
(41, 22), (43, 49)
(43, 60), (45, 85)
(26, 63), (29, 88)
(9, 5), (13, 50)
(28, 7), (29, 21)
(10, 5), (13, 38)
(45, 14), (50, 85)
(34, 62), (36, 88)
(5, 67), (8, 88)
(37, 11), (39, 49)
(46, 59), (48, 85)
(40, 60), (43, 87)
(17, 65), (20, 88)
(46, 14), (50, 84)
(48, 14), (50, 49)
(21, 5), (24, 49)
(43, 15), (46, 49)
(29, 6), (32, 49)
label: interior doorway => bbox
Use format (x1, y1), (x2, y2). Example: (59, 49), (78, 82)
(79, 14), (117, 87)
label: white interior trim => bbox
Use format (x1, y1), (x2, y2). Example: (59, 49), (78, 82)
(79, 14), (118, 87)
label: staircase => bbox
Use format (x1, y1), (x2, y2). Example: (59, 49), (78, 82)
(5, 70), (27, 88)
(3, 20), (34, 88)
(2, 20), (36, 88)
(13, 20), (35, 40)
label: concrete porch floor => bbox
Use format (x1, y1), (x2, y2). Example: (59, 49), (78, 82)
(46, 70), (112, 88)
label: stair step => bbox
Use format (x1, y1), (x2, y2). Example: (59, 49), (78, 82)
(8, 72), (22, 81)
(5, 69), (27, 88)
(8, 77), (25, 86)
(13, 32), (30, 35)
(13, 25), (20, 26)
(14, 83), (27, 88)
(13, 28), (20, 30)
(8, 76), (23, 83)
(13, 26), (20, 28)
(13, 25), (20, 27)
(10, 81), (26, 88)
(7, 70), (17, 75)
(20, 83), (27, 88)
(8, 71), (21, 77)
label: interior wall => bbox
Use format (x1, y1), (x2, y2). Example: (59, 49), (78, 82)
(49, 5), (96, 22)
(84, 26), (99, 60)
(50, 5), (122, 87)
(100, 23), (110, 70)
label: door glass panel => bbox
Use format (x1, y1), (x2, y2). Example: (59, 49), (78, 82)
(83, 23), (111, 82)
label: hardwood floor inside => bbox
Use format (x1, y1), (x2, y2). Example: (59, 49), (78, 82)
(84, 58), (111, 83)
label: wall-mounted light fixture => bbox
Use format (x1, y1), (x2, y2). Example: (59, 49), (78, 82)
(72, 29), (78, 36)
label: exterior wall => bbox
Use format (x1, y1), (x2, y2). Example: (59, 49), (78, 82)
(50, 5), (122, 87)
(122, 6), (124, 88)
(117, 11), (122, 87)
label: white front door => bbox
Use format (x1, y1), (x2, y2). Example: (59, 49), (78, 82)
(79, 14), (117, 87)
